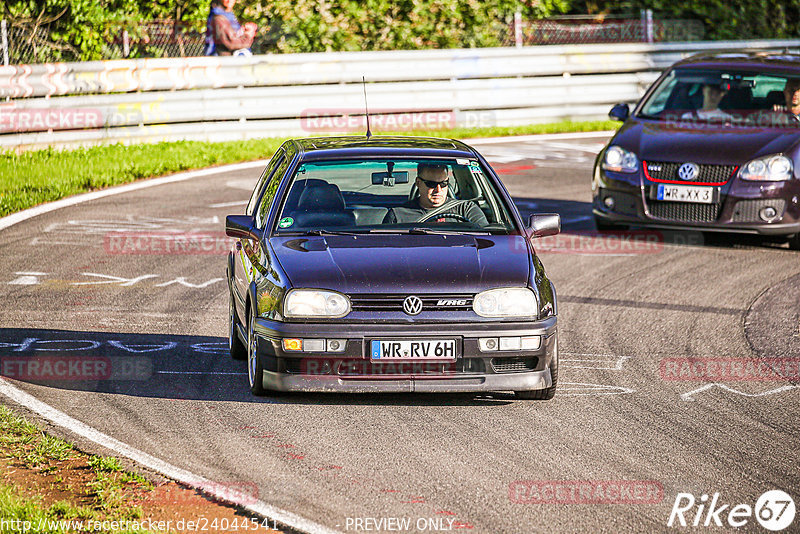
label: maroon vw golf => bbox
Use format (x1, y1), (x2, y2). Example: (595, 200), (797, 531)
(226, 136), (560, 398)
(593, 51), (800, 250)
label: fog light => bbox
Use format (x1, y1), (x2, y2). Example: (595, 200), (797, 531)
(478, 338), (499, 352)
(759, 206), (778, 222)
(283, 338), (303, 351)
(303, 339), (326, 352)
(603, 196), (616, 210)
(499, 337), (522, 351)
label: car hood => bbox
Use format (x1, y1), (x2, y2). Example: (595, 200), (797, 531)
(270, 234), (530, 294)
(617, 121), (800, 164)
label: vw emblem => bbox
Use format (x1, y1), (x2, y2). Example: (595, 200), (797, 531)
(403, 296), (423, 316)
(678, 162), (699, 181)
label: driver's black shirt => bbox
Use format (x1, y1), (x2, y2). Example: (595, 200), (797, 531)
(383, 198), (488, 226)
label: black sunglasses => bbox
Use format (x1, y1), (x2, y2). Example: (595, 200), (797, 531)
(420, 178), (449, 189)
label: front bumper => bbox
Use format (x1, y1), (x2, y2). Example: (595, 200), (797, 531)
(252, 316), (557, 393)
(593, 168), (800, 236)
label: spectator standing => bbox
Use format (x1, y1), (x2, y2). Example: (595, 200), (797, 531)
(204, 0), (257, 56)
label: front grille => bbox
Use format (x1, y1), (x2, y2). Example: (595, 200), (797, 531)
(645, 161), (736, 184)
(350, 294), (473, 313)
(732, 199), (786, 222)
(647, 201), (721, 223)
(491, 357), (539, 373)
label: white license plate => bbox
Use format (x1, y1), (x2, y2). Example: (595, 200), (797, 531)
(656, 184), (715, 204)
(370, 339), (457, 361)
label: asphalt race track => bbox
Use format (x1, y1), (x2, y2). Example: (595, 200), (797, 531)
(1, 133), (798, 533)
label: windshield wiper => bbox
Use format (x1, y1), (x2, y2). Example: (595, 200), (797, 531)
(367, 227), (491, 235)
(285, 229), (367, 236)
(407, 227), (490, 235)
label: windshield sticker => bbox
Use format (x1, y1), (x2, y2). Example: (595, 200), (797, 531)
(469, 165), (483, 180)
(456, 158), (469, 165)
(278, 217), (294, 229)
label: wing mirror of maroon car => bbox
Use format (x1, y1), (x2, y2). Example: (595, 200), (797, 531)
(608, 103), (630, 122)
(528, 214), (561, 238)
(225, 215), (262, 241)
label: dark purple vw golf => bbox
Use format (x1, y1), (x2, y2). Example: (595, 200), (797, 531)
(225, 136), (560, 398)
(593, 51), (800, 249)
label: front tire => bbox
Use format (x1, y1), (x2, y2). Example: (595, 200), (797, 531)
(515, 338), (558, 400)
(247, 308), (266, 396)
(229, 291), (246, 361)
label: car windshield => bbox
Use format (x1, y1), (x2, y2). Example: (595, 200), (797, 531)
(273, 158), (517, 234)
(637, 68), (800, 128)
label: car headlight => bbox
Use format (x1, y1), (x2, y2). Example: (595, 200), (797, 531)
(473, 288), (538, 318)
(602, 146), (639, 173)
(284, 289), (351, 318)
(739, 154), (794, 181)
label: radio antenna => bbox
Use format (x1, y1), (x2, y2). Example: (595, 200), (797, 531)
(362, 76), (372, 139)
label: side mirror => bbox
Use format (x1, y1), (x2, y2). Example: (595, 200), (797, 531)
(226, 215), (262, 241)
(608, 103), (630, 122)
(528, 213), (560, 238)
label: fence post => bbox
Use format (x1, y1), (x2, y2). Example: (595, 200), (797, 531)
(645, 9), (654, 43)
(123, 30), (130, 58)
(1, 20), (8, 66)
(514, 11), (523, 48)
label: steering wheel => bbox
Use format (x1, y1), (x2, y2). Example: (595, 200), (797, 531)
(416, 200), (477, 225)
(418, 212), (472, 224)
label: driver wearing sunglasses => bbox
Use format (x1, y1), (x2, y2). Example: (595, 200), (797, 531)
(383, 163), (488, 226)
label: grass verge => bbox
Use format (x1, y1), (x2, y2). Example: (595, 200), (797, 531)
(0, 405), (157, 533)
(0, 404), (281, 533)
(0, 120), (618, 217)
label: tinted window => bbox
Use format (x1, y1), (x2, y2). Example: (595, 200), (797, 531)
(638, 69), (800, 128)
(255, 156), (291, 229)
(246, 150), (285, 217)
(273, 158), (517, 234)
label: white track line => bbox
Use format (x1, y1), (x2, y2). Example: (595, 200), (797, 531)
(0, 379), (340, 534)
(0, 133), (611, 534)
(467, 131), (615, 145)
(0, 160), (267, 232)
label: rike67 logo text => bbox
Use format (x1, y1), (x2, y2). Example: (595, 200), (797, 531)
(668, 490), (796, 531)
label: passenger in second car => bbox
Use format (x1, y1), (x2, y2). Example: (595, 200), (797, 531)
(775, 78), (800, 117)
(383, 163), (488, 226)
(682, 83), (731, 120)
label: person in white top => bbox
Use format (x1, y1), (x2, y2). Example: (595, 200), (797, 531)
(682, 84), (731, 120)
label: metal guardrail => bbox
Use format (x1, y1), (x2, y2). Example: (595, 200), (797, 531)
(2, 39), (800, 150)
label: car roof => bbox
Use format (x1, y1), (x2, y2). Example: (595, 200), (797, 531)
(671, 50), (800, 74)
(290, 136), (478, 162)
